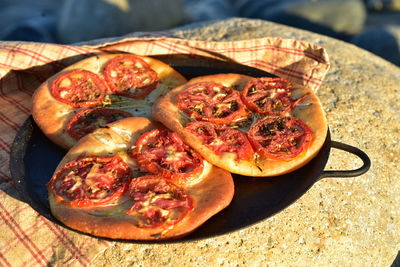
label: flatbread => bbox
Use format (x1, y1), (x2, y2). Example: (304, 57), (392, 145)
(47, 117), (234, 240)
(152, 73), (328, 177)
(32, 53), (187, 149)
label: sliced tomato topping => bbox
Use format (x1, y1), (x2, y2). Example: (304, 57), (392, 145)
(184, 121), (254, 161)
(129, 128), (204, 185)
(47, 154), (131, 207)
(247, 116), (313, 160)
(51, 70), (108, 108)
(67, 108), (133, 140)
(104, 55), (159, 99)
(177, 82), (249, 125)
(126, 175), (193, 228)
(241, 77), (307, 115)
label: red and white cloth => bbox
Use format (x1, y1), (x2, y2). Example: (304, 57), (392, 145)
(0, 36), (329, 266)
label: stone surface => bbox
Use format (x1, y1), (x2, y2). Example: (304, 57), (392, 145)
(56, 0), (185, 44)
(233, 0), (367, 39)
(352, 25), (400, 66)
(365, 11), (400, 29)
(183, 0), (236, 23)
(366, 0), (400, 11)
(0, 3), (57, 43)
(92, 18), (400, 266)
(2, 0), (400, 67)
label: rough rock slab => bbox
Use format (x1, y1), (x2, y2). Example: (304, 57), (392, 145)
(352, 24), (400, 66)
(92, 18), (400, 266)
(57, 0), (185, 44)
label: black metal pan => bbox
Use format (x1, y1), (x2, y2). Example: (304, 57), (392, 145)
(9, 55), (371, 241)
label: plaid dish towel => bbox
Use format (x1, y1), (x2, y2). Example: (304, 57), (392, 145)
(0, 34), (329, 266)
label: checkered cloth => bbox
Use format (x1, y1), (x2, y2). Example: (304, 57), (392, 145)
(0, 35), (329, 266)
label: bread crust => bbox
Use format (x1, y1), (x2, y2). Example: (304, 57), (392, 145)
(152, 73), (328, 177)
(48, 117), (234, 240)
(32, 53), (187, 150)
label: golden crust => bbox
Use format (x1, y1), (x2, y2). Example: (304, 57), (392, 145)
(32, 53), (187, 150)
(152, 73), (328, 177)
(55, 116), (163, 169)
(48, 117), (234, 240)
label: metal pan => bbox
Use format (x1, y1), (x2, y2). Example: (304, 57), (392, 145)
(9, 55), (370, 241)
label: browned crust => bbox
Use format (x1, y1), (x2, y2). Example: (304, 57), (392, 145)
(152, 73), (328, 177)
(49, 117), (234, 240)
(54, 116), (163, 169)
(31, 53), (187, 150)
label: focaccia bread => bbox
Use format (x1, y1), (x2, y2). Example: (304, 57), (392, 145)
(32, 53), (187, 149)
(47, 117), (234, 240)
(152, 73), (328, 177)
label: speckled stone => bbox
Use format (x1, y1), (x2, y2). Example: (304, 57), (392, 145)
(92, 18), (400, 266)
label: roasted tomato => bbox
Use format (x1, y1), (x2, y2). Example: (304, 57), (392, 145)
(47, 154), (131, 207)
(241, 77), (307, 115)
(51, 70), (108, 108)
(184, 121), (254, 161)
(67, 108), (133, 140)
(177, 82), (249, 125)
(104, 55), (159, 99)
(129, 128), (204, 185)
(127, 175), (194, 228)
(247, 115), (313, 160)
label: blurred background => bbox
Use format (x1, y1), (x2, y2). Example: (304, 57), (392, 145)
(0, 0), (399, 66)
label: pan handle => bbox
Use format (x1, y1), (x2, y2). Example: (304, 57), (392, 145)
(319, 141), (371, 179)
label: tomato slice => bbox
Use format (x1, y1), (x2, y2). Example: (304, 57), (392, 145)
(247, 116), (313, 160)
(51, 70), (108, 108)
(126, 175), (194, 228)
(241, 77), (307, 115)
(177, 82), (249, 125)
(104, 55), (159, 99)
(129, 128), (204, 185)
(47, 154), (131, 207)
(184, 121), (254, 161)
(67, 108), (133, 140)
